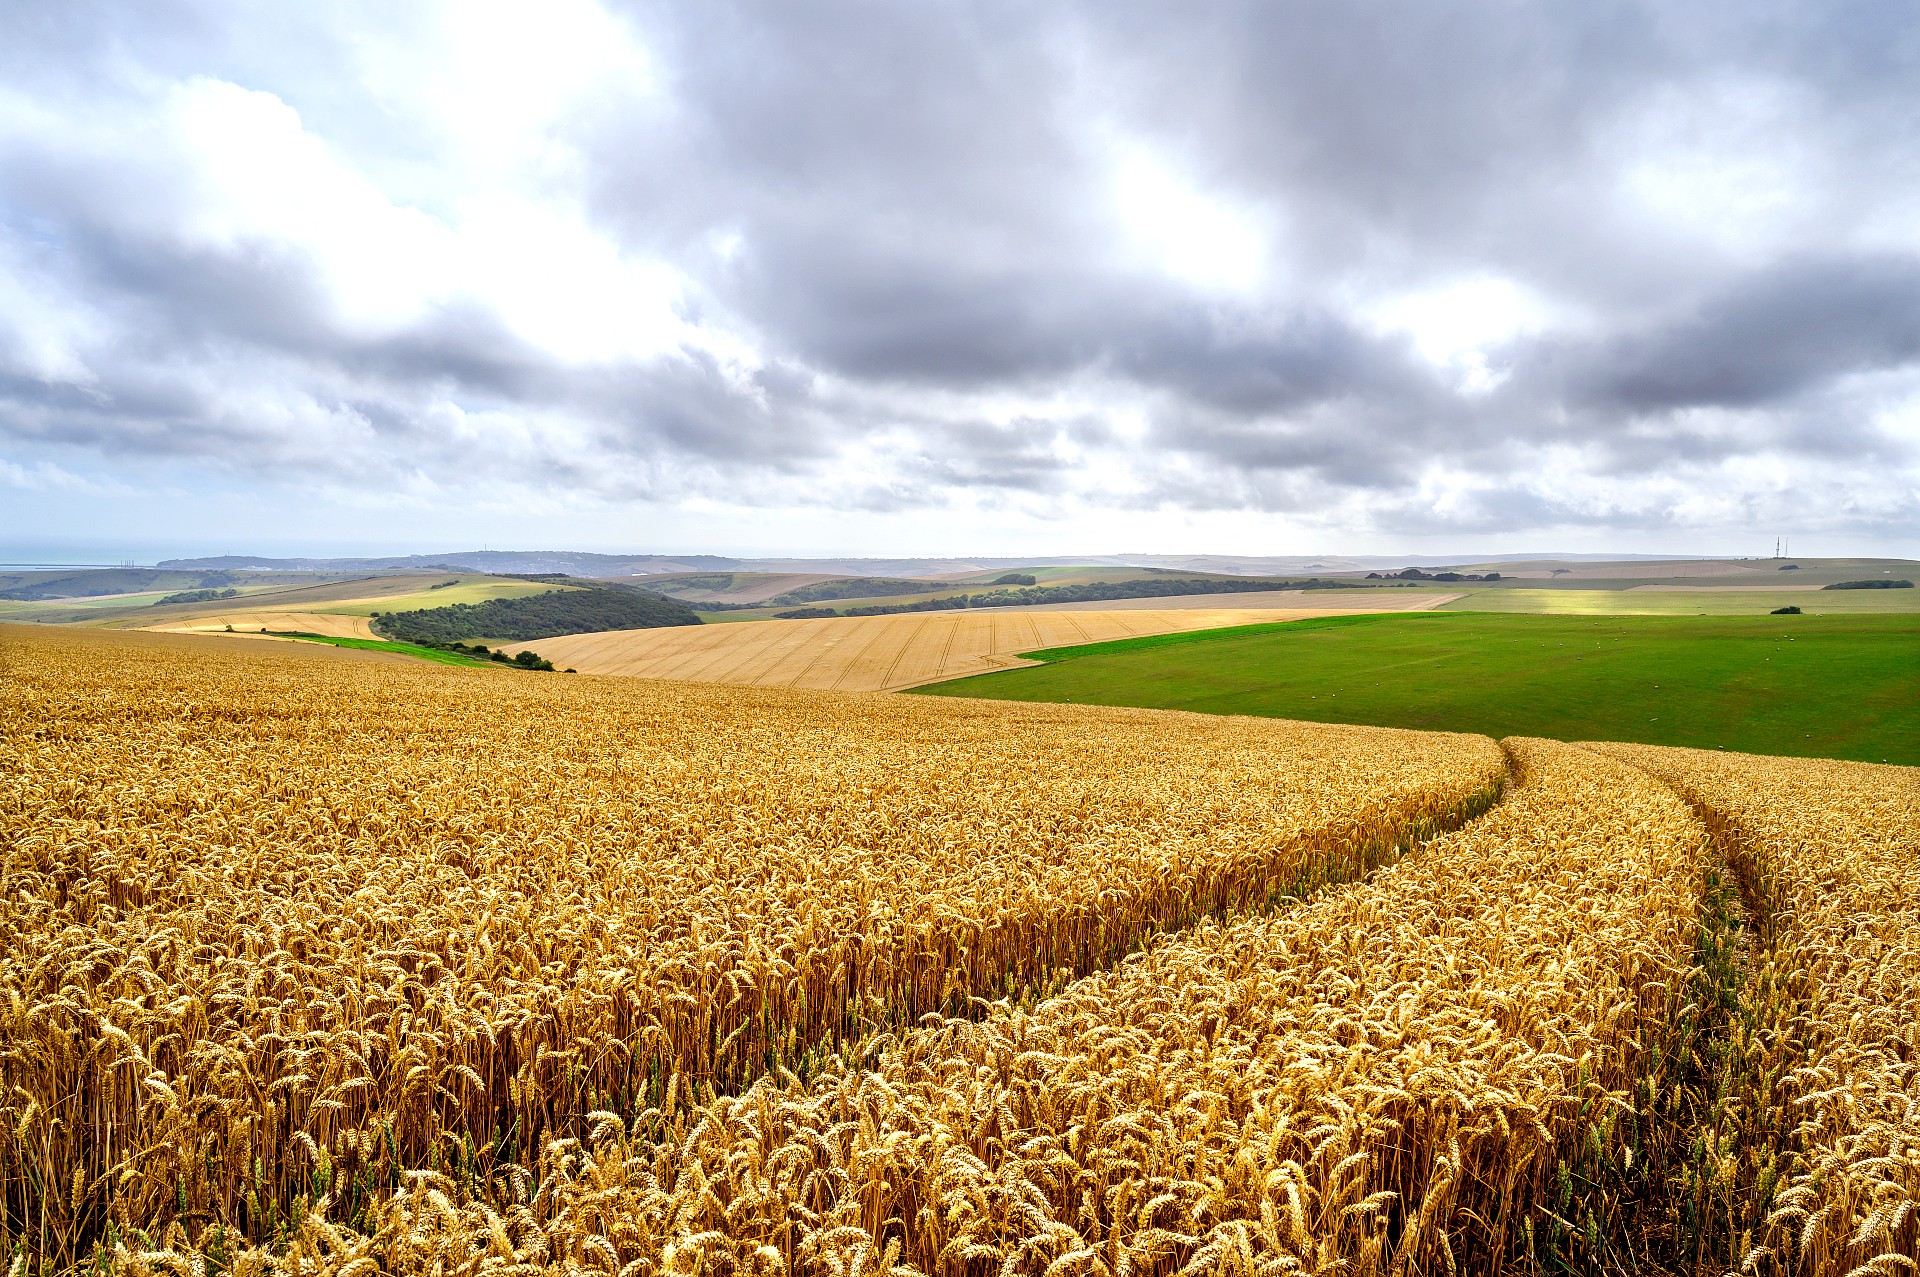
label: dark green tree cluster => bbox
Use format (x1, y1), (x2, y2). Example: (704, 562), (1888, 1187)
(648, 572), (736, 592)
(1823, 579), (1913, 589)
(764, 577), (945, 605)
(154, 587), (239, 605)
(431, 641), (562, 670)
(1365, 568), (1501, 581)
(371, 587), (701, 643)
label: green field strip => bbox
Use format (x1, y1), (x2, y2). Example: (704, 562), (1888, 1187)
(913, 611), (1919, 765)
(273, 633), (496, 667)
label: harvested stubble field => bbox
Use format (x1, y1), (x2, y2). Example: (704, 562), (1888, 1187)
(0, 626), (1502, 1272)
(506, 606), (1399, 692)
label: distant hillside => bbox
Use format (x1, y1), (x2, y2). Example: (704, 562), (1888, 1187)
(781, 575), (1377, 618)
(372, 586), (702, 643)
(764, 577), (945, 604)
(0, 568), (237, 600)
(729, 552), (1726, 577)
(154, 549), (1738, 580)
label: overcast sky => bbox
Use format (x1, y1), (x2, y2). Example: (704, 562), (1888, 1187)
(3, 1), (1917, 560)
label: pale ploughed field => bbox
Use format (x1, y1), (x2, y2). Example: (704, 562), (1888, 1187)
(508, 595), (1451, 691)
(143, 611), (380, 639)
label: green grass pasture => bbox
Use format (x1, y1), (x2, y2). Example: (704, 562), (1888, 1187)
(912, 612), (1919, 764)
(310, 577), (572, 615)
(275, 634), (495, 667)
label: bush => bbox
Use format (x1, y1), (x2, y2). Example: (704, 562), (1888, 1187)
(1771, 605), (1802, 615)
(416, 640), (557, 670)
(1823, 579), (1914, 590)
(989, 573), (1038, 586)
(154, 588), (238, 606)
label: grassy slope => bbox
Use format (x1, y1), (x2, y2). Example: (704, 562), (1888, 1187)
(639, 572), (840, 604)
(275, 634), (496, 667)
(308, 577), (571, 615)
(0, 593), (178, 616)
(92, 575), (431, 627)
(913, 611), (1920, 764)
(19, 575), (578, 628)
(686, 576), (1101, 620)
(3, 580), (354, 624)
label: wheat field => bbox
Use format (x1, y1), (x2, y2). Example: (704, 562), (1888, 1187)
(12, 623), (1919, 1277)
(506, 606), (1376, 691)
(115, 736), (1712, 1276)
(1588, 743), (1920, 1277)
(490, 736), (1711, 1277)
(0, 625), (1502, 1271)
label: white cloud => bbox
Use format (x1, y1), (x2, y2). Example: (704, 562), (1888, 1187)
(346, 0), (656, 184)
(1110, 149), (1270, 293)
(0, 236), (98, 388)
(1362, 276), (1556, 392)
(1610, 75), (1826, 263)
(0, 457), (127, 495)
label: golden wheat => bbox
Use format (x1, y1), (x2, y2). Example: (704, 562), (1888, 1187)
(0, 625), (1501, 1270)
(245, 736), (1706, 1277)
(1590, 742), (1920, 1277)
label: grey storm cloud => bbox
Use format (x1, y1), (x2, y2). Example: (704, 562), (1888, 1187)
(1, 0), (1918, 540)
(1566, 254), (1920, 413)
